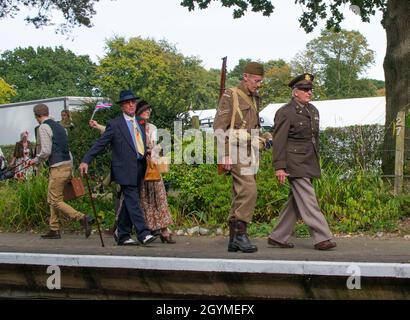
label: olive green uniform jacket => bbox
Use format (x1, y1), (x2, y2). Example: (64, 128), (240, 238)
(272, 98), (321, 178)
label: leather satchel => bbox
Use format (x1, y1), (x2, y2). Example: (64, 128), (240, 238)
(144, 159), (161, 181)
(63, 177), (86, 201)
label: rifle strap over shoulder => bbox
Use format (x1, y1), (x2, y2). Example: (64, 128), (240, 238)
(230, 88), (242, 129)
(232, 88), (257, 113)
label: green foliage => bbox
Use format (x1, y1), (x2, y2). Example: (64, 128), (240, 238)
(291, 29), (376, 99)
(0, 0), (99, 32)
(68, 103), (116, 177)
(0, 170), (49, 230)
(0, 46), (97, 102)
(0, 77), (16, 103)
(0, 144), (15, 164)
(180, 0), (274, 19)
(315, 163), (404, 233)
(164, 143), (404, 234)
(228, 58), (252, 80)
(94, 37), (218, 128)
(180, 1), (387, 32)
(259, 62), (292, 104)
(0, 168), (115, 232)
(320, 124), (384, 171)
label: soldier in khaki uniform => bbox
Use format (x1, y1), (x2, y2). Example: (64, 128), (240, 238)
(267, 73), (337, 250)
(213, 62), (265, 253)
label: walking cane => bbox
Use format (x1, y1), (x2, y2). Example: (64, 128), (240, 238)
(84, 173), (105, 247)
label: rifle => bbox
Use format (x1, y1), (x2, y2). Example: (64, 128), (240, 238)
(218, 57), (228, 175)
(219, 56), (227, 102)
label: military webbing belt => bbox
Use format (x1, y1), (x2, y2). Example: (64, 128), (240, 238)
(229, 87), (258, 129)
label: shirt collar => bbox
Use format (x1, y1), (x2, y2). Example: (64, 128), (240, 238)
(293, 98), (307, 110)
(238, 81), (260, 98)
(123, 113), (135, 122)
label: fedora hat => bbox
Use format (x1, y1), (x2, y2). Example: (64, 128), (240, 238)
(117, 90), (139, 104)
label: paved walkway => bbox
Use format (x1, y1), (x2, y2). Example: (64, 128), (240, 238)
(0, 232), (409, 263)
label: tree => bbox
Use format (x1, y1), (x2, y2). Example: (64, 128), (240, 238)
(0, 0), (101, 33)
(181, 0), (410, 175)
(94, 37), (218, 128)
(292, 29), (376, 99)
(0, 77), (16, 104)
(0, 46), (97, 102)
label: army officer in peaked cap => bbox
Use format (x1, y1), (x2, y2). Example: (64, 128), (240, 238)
(213, 61), (265, 253)
(267, 73), (337, 251)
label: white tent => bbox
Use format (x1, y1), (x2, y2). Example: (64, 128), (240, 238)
(259, 96), (386, 129)
(187, 108), (217, 131)
(188, 96), (386, 131)
(0, 96), (102, 145)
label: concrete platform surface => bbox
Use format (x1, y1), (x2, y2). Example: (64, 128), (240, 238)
(0, 232), (409, 263)
(1, 232), (410, 299)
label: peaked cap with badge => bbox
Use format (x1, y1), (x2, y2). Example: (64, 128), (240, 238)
(288, 73), (314, 89)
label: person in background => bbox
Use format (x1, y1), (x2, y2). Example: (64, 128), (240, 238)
(136, 100), (175, 244)
(28, 103), (92, 239)
(267, 73), (337, 251)
(0, 147), (6, 170)
(10, 130), (35, 180)
(59, 110), (75, 131)
(89, 120), (106, 134)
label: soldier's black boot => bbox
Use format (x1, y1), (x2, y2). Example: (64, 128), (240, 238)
(227, 219), (236, 251)
(228, 220), (258, 253)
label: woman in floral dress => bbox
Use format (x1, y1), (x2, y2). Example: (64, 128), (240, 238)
(137, 100), (175, 243)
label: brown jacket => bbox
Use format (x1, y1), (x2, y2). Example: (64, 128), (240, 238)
(213, 82), (261, 156)
(272, 98), (321, 178)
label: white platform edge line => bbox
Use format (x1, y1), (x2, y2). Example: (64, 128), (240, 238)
(1, 253), (410, 278)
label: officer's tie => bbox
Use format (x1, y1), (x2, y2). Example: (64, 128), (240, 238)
(130, 119), (145, 156)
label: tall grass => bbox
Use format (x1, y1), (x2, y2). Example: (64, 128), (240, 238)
(0, 171), (49, 231)
(0, 169), (115, 232)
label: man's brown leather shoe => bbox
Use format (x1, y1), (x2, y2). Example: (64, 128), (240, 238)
(314, 240), (337, 250)
(41, 230), (61, 239)
(267, 237), (294, 248)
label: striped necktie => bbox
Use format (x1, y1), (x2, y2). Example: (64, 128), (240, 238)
(130, 119), (145, 156)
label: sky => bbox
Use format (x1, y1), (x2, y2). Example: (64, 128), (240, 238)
(0, 0), (387, 80)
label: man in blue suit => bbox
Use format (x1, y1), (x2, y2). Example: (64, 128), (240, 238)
(79, 90), (157, 245)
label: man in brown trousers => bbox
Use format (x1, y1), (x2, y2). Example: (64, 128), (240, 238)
(29, 103), (92, 239)
(268, 73), (337, 250)
(213, 62), (265, 253)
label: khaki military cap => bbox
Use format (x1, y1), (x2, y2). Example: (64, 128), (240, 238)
(243, 62), (264, 76)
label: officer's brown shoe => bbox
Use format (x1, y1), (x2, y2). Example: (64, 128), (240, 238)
(267, 237), (294, 248)
(314, 240), (337, 250)
(41, 230), (61, 239)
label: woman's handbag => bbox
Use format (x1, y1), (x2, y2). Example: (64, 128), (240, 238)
(63, 176), (86, 201)
(144, 159), (161, 181)
(157, 160), (169, 174)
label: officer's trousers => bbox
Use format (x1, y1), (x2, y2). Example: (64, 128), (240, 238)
(269, 177), (333, 244)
